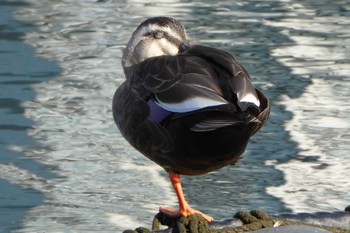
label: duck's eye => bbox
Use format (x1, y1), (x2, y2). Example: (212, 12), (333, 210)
(153, 30), (164, 39)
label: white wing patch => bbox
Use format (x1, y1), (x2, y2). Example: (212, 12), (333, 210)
(155, 96), (228, 113)
(238, 92), (260, 107)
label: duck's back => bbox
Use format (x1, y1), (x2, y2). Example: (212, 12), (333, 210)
(113, 45), (270, 175)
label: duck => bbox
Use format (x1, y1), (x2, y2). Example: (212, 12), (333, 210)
(113, 16), (270, 222)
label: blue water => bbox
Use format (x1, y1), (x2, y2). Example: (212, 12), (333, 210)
(1, 0), (349, 232)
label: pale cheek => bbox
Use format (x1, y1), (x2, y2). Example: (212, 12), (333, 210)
(137, 42), (163, 62)
(159, 39), (179, 55)
(144, 43), (164, 58)
(139, 40), (179, 61)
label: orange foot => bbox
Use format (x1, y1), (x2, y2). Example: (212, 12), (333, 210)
(164, 173), (214, 222)
(159, 206), (214, 222)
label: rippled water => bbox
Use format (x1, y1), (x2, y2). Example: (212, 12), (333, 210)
(1, 0), (349, 232)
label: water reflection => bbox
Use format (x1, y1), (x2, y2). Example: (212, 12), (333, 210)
(264, 1), (350, 212)
(0, 0), (349, 232)
(0, 1), (60, 231)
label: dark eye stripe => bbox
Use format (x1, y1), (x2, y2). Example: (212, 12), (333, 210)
(143, 30), (183, 48)
(142, 30), (164, 38)
(165, 34), (183, 47)
(153, 30), (164, 39)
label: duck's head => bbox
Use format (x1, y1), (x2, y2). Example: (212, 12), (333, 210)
(122, 17), (189, 70)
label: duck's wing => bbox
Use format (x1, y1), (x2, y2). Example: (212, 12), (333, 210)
(134, 45), (262, 114)
(131, 45), (269, 132)
(134, 55), (229, 113)
(186, 45), (262, 113)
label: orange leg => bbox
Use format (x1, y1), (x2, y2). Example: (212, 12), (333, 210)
(159, 173), (213, 222)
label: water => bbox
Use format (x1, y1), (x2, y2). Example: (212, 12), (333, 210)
(0, 0), (349, 232)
